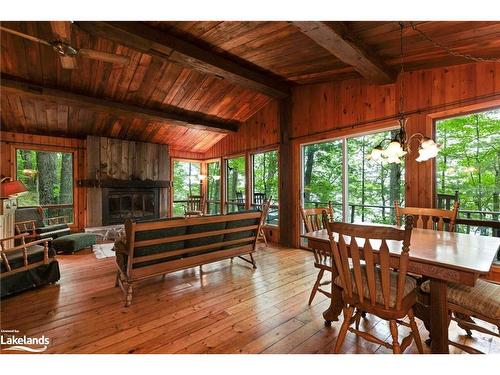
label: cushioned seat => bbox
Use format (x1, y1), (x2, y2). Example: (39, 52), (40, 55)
(421, 279), (500, 320)
(52, 233), (97, 253)
(0, 244), (56, 272)
(335, 265), (417, 308)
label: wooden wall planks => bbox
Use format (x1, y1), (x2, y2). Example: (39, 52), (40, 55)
(204, 99), (279, 159)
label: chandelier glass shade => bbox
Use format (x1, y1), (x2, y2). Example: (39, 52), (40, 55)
(368, 118), (441, 164)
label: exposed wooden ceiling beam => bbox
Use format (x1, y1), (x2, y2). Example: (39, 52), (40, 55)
(291, 21), (396, 84)
(75, 21), (290, 98)
(1, 76), (239, 133)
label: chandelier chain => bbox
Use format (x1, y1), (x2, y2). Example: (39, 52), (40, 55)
(409, 22), (500, 63)
(399, 22), (405, 118)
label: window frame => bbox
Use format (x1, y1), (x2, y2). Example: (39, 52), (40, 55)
(249, 147), (280, 227)
(223, 153), (247, 214)
(299, 124), (401, 228)
(170, 158), (203, 217)
(14, 145), (77, 225)
(205, 158), (222, 215)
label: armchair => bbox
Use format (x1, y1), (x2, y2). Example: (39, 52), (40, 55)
(15, 207), (71, 242)
(1, 233), (60, 298)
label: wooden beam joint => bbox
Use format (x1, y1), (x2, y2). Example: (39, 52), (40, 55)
(291, 21), (396, 84)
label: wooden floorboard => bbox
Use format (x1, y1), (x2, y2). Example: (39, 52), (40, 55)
(1, 244), (498, 354)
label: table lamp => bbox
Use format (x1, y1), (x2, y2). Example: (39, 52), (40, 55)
(0, 177), (28, 198)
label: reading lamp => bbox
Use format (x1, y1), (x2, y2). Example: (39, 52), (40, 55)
(0, 177), (28, 198)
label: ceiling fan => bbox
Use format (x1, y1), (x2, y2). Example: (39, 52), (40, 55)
(0, 21), (129, 69)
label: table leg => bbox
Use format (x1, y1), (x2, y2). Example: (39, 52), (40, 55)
(323, 267), (343, 324)
(429, 278), (449, 354)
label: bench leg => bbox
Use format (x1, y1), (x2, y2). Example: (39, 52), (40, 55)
(125, 284), (133, 307)
(114, 271), (120, 287)
(250, 253), (257, 269)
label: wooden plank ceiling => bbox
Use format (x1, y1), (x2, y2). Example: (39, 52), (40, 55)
(1, 21), (499, 152)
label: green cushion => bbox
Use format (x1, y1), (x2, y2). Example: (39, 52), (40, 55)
(134, 219), (187, 258)
(52, 233), (97, 252)
(224, 217), (260, 240)
(1, 245), (56, 273)
(186, 221), (226, 247)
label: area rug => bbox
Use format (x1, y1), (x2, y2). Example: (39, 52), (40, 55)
(92, 243), (116, 259)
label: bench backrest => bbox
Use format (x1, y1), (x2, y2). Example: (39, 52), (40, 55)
(123, 211), (264, 276)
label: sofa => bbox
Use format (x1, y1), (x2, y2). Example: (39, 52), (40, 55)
(114, 209), (267, 306)
(1, 233), (60, 298)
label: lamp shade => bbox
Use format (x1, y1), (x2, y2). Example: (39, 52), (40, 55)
(1, 179), (28, 198)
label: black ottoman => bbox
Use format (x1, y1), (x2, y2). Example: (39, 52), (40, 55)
(52, 233), (97, 254)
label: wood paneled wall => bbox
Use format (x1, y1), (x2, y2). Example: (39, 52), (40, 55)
(203, 62), (500, 247)
(204, 100), (279, 158)
(0, 131), (86, 230)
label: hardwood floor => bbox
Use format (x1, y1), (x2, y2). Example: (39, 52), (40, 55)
(1, 244), (498, 354)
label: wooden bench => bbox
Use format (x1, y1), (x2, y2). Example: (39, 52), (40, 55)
(114, 210), (266, 306)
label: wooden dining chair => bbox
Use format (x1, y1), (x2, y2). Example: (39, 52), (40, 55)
(420, 278), (500, 353)
(300, 202), (334, 305)
(394, 200), (487, 342)
(324, 213), (423, 354)
(184, 195), (206, 218)
(257, 198), (271, 246)
(395, 201), (459, 232)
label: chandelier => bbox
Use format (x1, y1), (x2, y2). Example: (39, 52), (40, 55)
(369, 23), (441, 164)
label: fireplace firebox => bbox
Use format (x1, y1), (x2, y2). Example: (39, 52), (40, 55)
(102, 188), (160, 225)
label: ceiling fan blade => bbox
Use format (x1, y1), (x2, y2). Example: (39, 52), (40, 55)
(78, 48), (129, 66)
(0, 26), (52, 47)
(50, 21), (72, 42)
(59, 55), (78, 69)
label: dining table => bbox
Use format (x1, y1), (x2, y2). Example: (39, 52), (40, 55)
(301, 226), (500, 354)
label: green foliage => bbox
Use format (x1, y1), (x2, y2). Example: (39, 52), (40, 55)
(15, 148), (74, 222)
(207, 161), (221, 214)
(252, 150), (279, 202)
(172, 161), (201, 216)
(436, 110), (500, 212)
(16, 149), (73, 206)
(226, 156), (245, 212)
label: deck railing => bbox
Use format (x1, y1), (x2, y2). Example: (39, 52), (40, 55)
(303, 201), (500, 237)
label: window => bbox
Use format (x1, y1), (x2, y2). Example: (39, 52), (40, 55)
(436, 108), (500, 235)
(16, 149), (74, 223)
(252, 150), (279, 225)
(225, 156), (246, 213)
(172, 160), (201, 217)
(347, 130), (404, 224)
(303, 140), (344, 221)
(301, 128), (404, 229)
(206, 161), (221, 215)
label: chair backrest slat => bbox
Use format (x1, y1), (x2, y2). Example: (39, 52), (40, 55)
(379, 239), (391, 309)
(323, 213), (414, 310)
(350, 237), (364, 303)
(363, 240), (377, 305)
(395, 201), (459, 233)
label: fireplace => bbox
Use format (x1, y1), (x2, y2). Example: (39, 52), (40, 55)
(102, 188), (160, 225)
